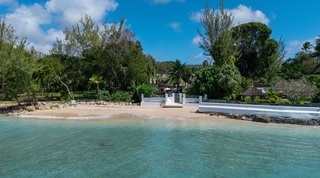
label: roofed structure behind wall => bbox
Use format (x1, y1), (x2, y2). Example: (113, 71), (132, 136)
(240, 86), (265, 97)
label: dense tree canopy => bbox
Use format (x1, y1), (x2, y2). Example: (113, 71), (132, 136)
(0, 15), (158, 103)
(49, 16), (157, 98)
(280, 40), (320, 80)
(232, 22), (279, 81)
(0, 19), (39, 103)
(0, 9), (319, 104)
(275, 78), (317, 104)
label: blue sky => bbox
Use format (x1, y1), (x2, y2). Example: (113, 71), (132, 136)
(0, 0), (319, 64)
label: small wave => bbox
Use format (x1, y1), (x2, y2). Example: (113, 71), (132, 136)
(16, 114), (114, 120)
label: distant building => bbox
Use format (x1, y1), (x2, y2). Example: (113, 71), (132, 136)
(240, 83), (273, 98)
(253, 83), (273, 94)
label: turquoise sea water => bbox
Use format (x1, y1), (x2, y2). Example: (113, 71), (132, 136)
(0, 115), (319, 178)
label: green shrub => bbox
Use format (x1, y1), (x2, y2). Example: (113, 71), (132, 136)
(253, 96), (260, 103)
(59, 90), (70, 102)
(106, 91), (132, 102)
(134, 84), (156, 102)
(275, 98), (290, 105)
(97, 90), (110, 101)
(244, 96), (252, 103)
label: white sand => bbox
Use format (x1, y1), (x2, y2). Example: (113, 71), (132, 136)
(22, 105), (227, 121)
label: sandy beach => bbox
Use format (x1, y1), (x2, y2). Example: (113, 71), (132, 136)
(21, 104), (226, 120)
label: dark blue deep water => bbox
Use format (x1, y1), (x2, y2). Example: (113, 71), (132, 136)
(0, 115), (319, 178)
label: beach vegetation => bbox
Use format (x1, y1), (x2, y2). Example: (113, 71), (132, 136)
(97, 90), (110, 101)
(106, 91), (132, 102)
(0, 19), (40, 104)
(217, 65), (242, 100)
(97, 90), (132, 102)
(232, 22), (280, 82)
(189, 64), (242, 100)
(0, 4), (320, 107)
(266, 88), (280, 103)
(275, 78), (317, 104)
(47, 16), (156, 101)
(188, 65), (222, 98)
(165, 59), (191, 92)
(134, 84), (157, 102)
(89, 74), (104, 93)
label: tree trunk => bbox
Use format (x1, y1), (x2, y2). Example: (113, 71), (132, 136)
(54, 72), (74, 101)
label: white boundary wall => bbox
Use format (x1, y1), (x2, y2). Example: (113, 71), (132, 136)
(140, 94), (204, 107)
(140, 94), (165, 107)
(199, 102), (320, 120)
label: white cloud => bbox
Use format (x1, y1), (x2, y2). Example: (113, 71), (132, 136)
(190, 4), (269, 26)
(0, 0), (15, 5)
(45, 28), (65, 43)
(190, 10), (203, 23)
(192, 35), (202, 45)
(168, 22), (182, 32)
(287, 37), (318, 58)
(45, 0), (118, 25)
(6, 3), (51, 42)
(148, 0), (184, 5)
(230, 5), (269, 26)
(194, 53), (203, 59)
(3, 0), (119, 54)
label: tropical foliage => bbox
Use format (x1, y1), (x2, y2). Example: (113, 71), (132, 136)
(166, 59), (190, 92)
(275, 78), (317, 104)
(0, 0), (319, 105)
(197, 0), (239, 66)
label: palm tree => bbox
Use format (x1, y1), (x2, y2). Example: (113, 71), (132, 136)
(89, 74), (104, 93)
(166, 59), (190, 92)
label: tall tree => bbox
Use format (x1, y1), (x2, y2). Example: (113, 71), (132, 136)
(310, 36), (320, 73)
(0, 18), (39, 103)
(264, 37), (287, 82)
(198, 0), (239, 66)
(37, 56), (63, 97)
(314, 36), (320, 59)
(0, 18), (15, 93)
(302, 41), (313, 53)
(232, 22), (279, 81)
(51, 15), (157, 94)
(280, 41), (319, 79)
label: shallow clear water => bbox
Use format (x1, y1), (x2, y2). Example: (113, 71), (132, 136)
(0, 115), (319, 178)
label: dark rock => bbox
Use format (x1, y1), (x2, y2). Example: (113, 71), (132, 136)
(34, 105), (41, 110)
(252, 115), (271, 123)
(210, 112), (320, 126)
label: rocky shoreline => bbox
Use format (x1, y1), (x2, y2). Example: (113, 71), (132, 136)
(210, 112), (320, 126)
(1, 102), (320, 126)
(0, 102), (68, 115)
(0, 101), (134, 115)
